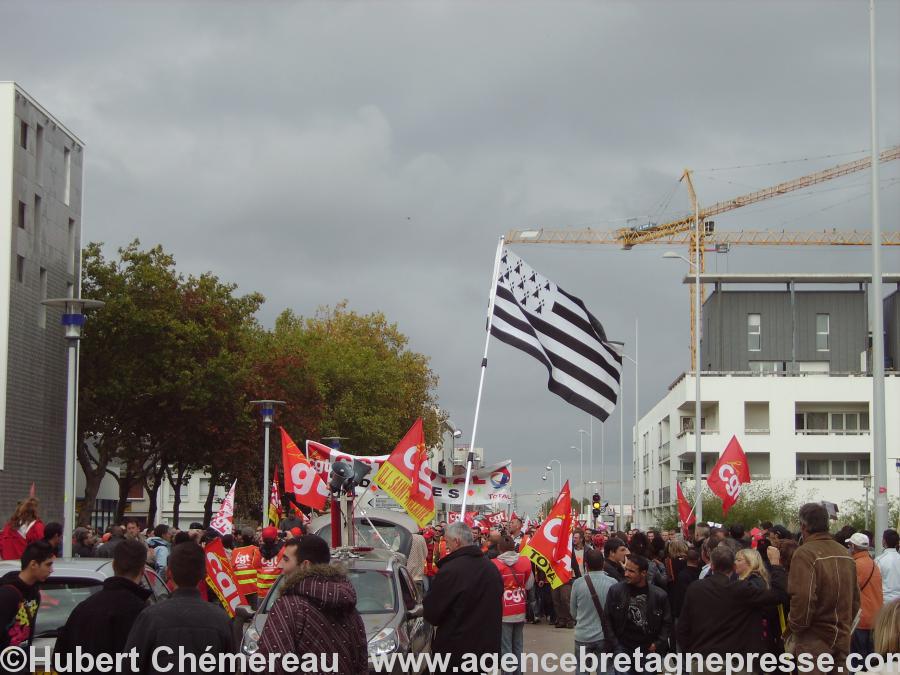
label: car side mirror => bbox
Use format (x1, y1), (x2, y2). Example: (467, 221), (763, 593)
(406, 604), (424, 620)
(234, 605), (253, 622)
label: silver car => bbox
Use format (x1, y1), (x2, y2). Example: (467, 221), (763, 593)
(0, 557), (170, 652)
(240, 547), (431, 673)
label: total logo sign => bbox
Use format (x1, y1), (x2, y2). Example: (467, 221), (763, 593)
(490, 466), (511, 489)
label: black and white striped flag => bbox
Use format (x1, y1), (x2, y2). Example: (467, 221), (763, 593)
(490, 250), (622, 421)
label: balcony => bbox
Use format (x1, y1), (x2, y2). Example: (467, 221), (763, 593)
(676, 428), (719, 439)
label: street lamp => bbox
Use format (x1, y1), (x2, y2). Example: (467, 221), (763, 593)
(571, 445), (583, 517)
(250, 400), (286, 521)
(663, 250), (703, 524)
(546, 459), (562, 496)
(607, 340), (637, 532)
(41, 297), (105, 557)
(578, 429), (590, 515)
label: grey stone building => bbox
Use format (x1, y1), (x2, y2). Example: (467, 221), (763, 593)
(0, 82), (83, 524)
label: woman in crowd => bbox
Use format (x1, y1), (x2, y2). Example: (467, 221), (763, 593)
(0, 497), (45, 560)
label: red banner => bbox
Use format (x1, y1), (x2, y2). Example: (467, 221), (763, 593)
(677, 483), (696, 537)
(281, 427), (329, 510)
(706, 435), (752, 517)
(520, 481), (573, 589)
(484, 511), (508, 526)
(204, 538), (247, 617)
(448, 510), (478, 527)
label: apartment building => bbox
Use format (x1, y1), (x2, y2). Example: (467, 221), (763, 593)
(633, 274), (900, 528)
(0, 83), (83, 523)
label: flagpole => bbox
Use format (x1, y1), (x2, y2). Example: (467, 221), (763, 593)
(460, 236), (505, 514)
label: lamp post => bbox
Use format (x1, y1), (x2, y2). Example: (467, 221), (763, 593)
(572, 443), (584, 517)
(546, 459), (562, 497)
(250, 400), (285, 522)
(41, 297), (105, 558)
(579, 429), (590, 515)
(607, 340), (637, 531)
(663, 250), (703, 524)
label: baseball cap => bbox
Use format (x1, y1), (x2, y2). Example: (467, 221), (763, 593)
(845, 532), (870, 548)
(262, 526), (278, 541)
(290, 527), (302, 537)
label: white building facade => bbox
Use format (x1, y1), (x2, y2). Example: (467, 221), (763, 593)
(633, 275), (900, 528)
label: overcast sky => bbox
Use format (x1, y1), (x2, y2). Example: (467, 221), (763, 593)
(3, 1), (898, 516)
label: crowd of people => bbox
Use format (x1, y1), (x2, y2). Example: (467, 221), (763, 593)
(1, 496), (899, 674)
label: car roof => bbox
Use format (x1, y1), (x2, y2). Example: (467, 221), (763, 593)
(0, 558), (113, 581)
(332, 547), (405, 572)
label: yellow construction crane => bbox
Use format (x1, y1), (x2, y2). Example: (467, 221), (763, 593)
(506, 145), (900, 368)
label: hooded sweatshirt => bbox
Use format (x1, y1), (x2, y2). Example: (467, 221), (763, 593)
(257, 563), (368, 675)
(492, 551), (534, 623)
(0, 571), (41, 649)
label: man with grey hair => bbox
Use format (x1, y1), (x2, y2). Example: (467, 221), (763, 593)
(424, 521), (504, 671)
(788, 503), (859, 674)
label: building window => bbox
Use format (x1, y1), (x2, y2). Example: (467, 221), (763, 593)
(35, 124), (44, 183)
(19, 121), (27, 149)
(127, 483), (145, 500)
(750, 361), (782, 374)
(16, 256), (25, 283)
(748, 314), (761, 351)
(795, 410), (869, 434)
(33, 195), (41, 245)
(797, 455), (870, 480)
(39, 268), (47, 328)
(17, 202), (26, 229)
(64, 147), (71, 206)
(816, 314), (829, 351)
(67, 219), (76, 275)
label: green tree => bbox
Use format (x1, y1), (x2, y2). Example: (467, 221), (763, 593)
(269, 303), (442, 455)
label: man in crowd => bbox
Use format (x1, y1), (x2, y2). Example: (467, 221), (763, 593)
(97, 525), (126, 558)
(669, 548), (702, 619)
(407, 531), (428, 595)
(676, 544), (785, 654)
(492, 534), (533, 675)
(146, 524), (172, 577)
(231, 527), (262, 609)
(125, 542), (233, 673)
(73, 527), (96, 558)
(788, 503), (859, 672)
(570, 548), (617, 673)
(258, 535), (368, 675)
(603, 537), (628, 582)
(424, 521), (503, 671)
(845, 532), (882, 657)
(606, 554), (671, 661)
(876, 528), (900, 604)
(508, 517), (524, 549)
(0, 541), (54, 650)
(55, 540), (151, 664)
(257, 526), (284, 601)
(42, 522), (63, 557)
(124, 519), (144, 543)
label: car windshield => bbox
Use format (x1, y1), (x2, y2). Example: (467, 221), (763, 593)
(35, 580), (103, 637)
(261, 569), (396, 615)
(315, 522), (411, 556)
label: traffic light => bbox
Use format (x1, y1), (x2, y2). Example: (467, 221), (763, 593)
(591, 493), (602, 518)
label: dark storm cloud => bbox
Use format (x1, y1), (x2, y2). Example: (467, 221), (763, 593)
(2, 0), (898, 515)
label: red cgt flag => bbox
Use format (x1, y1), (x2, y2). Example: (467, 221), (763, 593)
(677, 483), (696, 537)
(281, 427), (329, 511)
(520, 481), (574, 589)
(706, 435), (752, 517)
(373, 419), (435, 528)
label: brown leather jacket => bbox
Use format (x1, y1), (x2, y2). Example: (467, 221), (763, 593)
(787, 532), (860, 659)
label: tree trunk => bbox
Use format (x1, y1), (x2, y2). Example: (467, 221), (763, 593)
(143, 463), (166, 527)
(171, 465), (188, 529)
(203, 475), (218, 527)
(76, 439), (111, 526)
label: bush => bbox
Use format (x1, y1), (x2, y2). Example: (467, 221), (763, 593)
(653, 481), (812, 531)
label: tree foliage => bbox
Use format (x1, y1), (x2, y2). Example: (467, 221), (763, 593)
(78, 242), (441, 526)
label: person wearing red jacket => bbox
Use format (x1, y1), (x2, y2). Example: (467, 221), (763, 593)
(0, 498), (45, 561)
(492, 535), (534, 675)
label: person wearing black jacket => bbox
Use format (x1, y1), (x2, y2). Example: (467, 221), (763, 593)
(603, 537), (629, 583)
(55, 540), (152, 669)
(124, 542), (233, 674)
(424, 522), (503, 671)
(605, 554), (672, 657)
(0, 541), (54, 651)
(676, 544), (787, 655)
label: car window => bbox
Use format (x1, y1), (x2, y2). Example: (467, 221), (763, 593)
(349, 570), (397, 614)
(260, 575), (284, 613)
(397, 567), (418, 610)
(142, 569), (170, 603)
(34, 580), (103, 637)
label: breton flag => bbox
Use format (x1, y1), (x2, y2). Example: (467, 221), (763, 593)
(490, 250), (622, 421)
